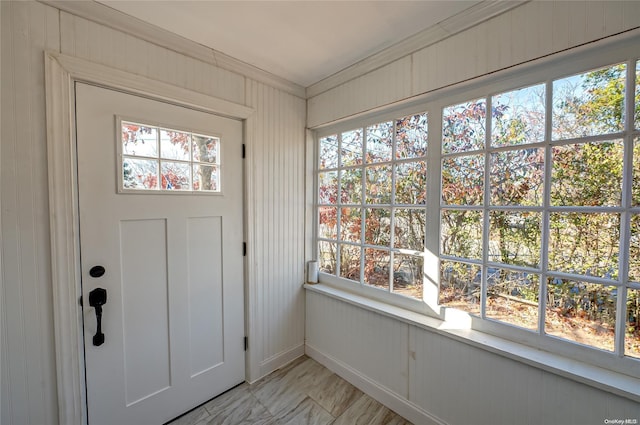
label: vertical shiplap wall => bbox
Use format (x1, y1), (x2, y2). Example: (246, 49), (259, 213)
(408, 326), (640, 425)
(245, 80), (306, 378)
(306, 292), (409, 398)
(1, 2), (60, 424)
(1, 3), (306, 423)
(59, 12), (245, 105)
(306, 292), (640, 425)
(307, 1), (640, 127)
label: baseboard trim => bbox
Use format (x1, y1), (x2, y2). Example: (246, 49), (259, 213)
(251, 343), (305, 384)
(305, 343), (448, 425)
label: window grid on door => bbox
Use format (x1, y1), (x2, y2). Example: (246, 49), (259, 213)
(120, 120), (221, 193)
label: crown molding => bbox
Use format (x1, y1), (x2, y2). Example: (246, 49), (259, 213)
(39, 0), (306, 99)
(306, 0), (528, 99)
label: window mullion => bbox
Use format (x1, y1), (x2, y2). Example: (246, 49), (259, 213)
(336, 134), (343, 276)
(155, 129), (161, 190)
(426, 108), (443, 307)
(615, 59), (637, 356)
(539, 79), (554, 335)
(360, 130), (366, 285)
(360, 126), (369, 285)
(481, 96), (491, 319)
(389, 122), (398, 293)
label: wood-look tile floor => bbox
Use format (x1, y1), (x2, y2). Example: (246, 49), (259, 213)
(168, 356), (413, 425)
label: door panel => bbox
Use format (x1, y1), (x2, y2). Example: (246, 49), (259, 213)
(187, 216), (224, 377)
(120, 218), (171, 406)
(76, 83), (245, 425)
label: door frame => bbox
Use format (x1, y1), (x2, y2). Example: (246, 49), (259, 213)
(44, 52), (255, 425)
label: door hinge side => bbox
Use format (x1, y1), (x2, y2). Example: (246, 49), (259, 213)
(242, 144), (246, 159)
(243, 242), (247, 256)
(244, 336), (248, 351)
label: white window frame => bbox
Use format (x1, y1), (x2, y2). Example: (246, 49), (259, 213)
(312, 35), (640, 378)
(315, 106), (437, 315)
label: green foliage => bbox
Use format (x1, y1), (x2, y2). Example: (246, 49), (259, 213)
(580, 65), (626, 133)
(318, 61), (640, 347)
(441, 63), (639, 350)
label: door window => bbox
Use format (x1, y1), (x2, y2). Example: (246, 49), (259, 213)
(120, 120), (221, 192)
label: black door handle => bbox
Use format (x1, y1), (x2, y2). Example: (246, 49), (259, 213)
(89, 288), (107, 346)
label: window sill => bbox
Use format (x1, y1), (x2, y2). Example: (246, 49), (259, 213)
(304, 283), (640, 404)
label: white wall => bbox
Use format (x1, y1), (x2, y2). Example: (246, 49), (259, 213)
(306, 291), (640, 425)
(1, 2), (306, 424)
(305, 1), (640, 424)
(308, 1), (640, 128)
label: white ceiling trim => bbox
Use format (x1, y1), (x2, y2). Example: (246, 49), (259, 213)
(39, 0), (307, 99)
(40, 1), (525, 100)
(306, 0), (528, 98)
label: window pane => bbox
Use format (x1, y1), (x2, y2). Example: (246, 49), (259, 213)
(441, 155), (484, 205)
(490, 148), (544, 206)
(339, 244), (361, 282)
(122, 123), (157, 157)
(340, 208), (361, 243)
(318, 171), (338, 204)
(489, 211), (541, 268)
(366, 165), (392, 204)
(626, 288), (640, 358)
(441, 209), (483, 260)
(443, 99), (486, 153)
(395, 161), (426, 205)
(319, 134), (338, 169)
(192, 164), (219, 191)
(318, 241), (337, 275)
(486, 268), (539, 330)
(318, 207), (337, 240)
(340, 169), (362, 204)
(633, 138), (640, 206)
(364, 208), (391, 247)
(548, 213), (620, 279)
(123, 157), (158, 189)
(393, 208), (425, 251)
(546, 279), (616, 352)
(393, 254), (423, 300)
(341, 129), (363, 166)
(161, 161), (191, 190)
(492, 84), (545, 147)
(551, 140), (623, 207)
(364, 248), (390, 291)
(192, 134), (219, 163)
(439, 260), (481, 315)
(629, 214), (640, 282)
(552, 63), (626, 140)
(396, 113), (428, 159)
(365, 122), (393, 163)
(160, 129), (190, 161)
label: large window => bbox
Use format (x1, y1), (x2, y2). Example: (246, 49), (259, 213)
(440, 61), (640, 359)
(315, 49), (640, 367)
(317, 114), (428, 300)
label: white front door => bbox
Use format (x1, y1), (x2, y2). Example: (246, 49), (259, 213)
(76, 83), (245, 425)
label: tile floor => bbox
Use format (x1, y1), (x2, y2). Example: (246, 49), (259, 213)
(167, 356), (413, 425)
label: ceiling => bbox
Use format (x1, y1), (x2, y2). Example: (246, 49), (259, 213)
(97, 0), (480, 88)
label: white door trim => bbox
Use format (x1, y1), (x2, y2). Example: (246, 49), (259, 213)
(44, 51), (254, 425)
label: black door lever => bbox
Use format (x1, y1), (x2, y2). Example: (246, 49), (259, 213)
(89, 288), (107, 346)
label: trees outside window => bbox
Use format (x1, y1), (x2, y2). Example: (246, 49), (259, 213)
(121, 121), (221, 192)
(316, 57), (640, 362)
(317, 114), (427, 300)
